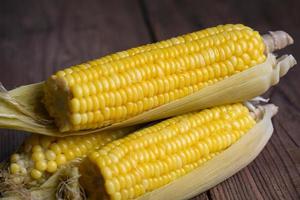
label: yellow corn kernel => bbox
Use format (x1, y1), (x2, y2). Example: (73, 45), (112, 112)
(10, 153), (20, 163)
(10, 163), (20, 174)
(32, 145), (43, 152)
(45, 150), (56, 161)
(56, 154), (67, 166)
(46, 161), (57, 173)
(35, 160), (47, 171)
(31, 169), (42, 179)
(31, 152), (45, 161)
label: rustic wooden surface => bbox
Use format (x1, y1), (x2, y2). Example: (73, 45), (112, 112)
(0, 0), (299, 199)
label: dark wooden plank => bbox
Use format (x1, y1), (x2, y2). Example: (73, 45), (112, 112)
(142, 0), (244, 40)
(143, 0), (300, 199)
(191, 193), (210, 200)
(1, 0), (299, 199)
(0, 0), (151, 161)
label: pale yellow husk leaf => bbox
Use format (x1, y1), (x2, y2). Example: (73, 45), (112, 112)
(0, 161), (83, 200)
(0, 53), (295, 136)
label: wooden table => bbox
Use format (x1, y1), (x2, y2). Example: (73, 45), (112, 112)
(0, 0), (299, 199)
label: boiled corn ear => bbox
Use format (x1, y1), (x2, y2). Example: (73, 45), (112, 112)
(79, 102), (276, 200)
(0, 24), (295, 136)
(137, 104), (277, 200)
(42, 24), (287, 132)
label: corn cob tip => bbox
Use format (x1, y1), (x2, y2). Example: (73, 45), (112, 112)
(263, 31), (294, 53)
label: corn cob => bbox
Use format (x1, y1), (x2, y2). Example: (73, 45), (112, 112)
(43, 24), (293, 132)
(7, 127), (135, 184)
(79, 103), (258, 200)
(0, 24), (294, 136)
(138, 103), (277, 200)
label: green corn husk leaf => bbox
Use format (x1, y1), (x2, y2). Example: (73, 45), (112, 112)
(0, 53), (295, 136)
(137, 104), (277, 200)
(0, 161), (83, 200)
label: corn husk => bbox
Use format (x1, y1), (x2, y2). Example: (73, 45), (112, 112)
(136, 104), (277, 200)
(0, 160), (83, 200)
(0, 53), (295, 136)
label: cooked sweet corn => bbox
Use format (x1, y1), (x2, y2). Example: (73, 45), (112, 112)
(80, 103), (256, 200)
(44, 24), (266, 132)
(8, 128), (132, 181)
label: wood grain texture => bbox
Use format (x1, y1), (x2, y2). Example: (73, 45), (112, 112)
(0, 0), (151, 160)
(144, 0), (300, 199)
(0, 0), (299, 199)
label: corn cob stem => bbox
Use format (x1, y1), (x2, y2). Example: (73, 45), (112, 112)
(250, 103), (278, 122)
(263, 31), (294, 54)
